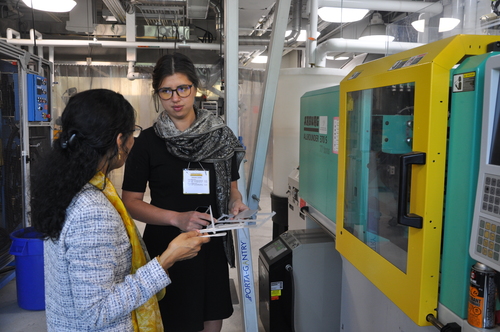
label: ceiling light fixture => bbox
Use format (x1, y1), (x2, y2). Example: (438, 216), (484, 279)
(438, 18), (460, 32)
(359, 12), (395, 42)
(411, 17), (461, 33)
(411, 19), (425, 33)
(318, 7), (369, 23)
(22, 0), (76, 12)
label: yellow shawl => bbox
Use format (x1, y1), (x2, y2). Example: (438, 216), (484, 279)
(89, 172), (165, 332)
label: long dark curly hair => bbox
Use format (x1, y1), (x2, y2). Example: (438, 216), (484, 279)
(31, 89), (136, 240)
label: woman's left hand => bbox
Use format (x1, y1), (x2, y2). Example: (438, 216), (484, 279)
(229, 199), (248, 217)
(228, 180), (248, 217)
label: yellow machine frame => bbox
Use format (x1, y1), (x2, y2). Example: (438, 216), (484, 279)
(337, 35), (500, 326)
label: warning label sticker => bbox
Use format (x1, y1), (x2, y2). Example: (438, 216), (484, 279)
(453, 72), (476, 92)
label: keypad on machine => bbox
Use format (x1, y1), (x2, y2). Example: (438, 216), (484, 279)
(482, 175), (500, 216)
(476, 218), (500, 261)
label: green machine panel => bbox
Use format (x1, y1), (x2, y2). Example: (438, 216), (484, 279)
(299, 85), (339, 223)
(440, 52), (500, 318)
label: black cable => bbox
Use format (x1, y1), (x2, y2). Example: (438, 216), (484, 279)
(285, 264), (296, 332)
(16, 0), (21, 38)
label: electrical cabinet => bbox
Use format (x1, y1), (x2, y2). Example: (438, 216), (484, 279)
(0, 40), (52, 283)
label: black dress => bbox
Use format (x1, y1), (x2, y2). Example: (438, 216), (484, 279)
(122, 127), (237, 332)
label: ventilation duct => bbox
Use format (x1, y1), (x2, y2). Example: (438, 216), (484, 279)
(65, 0), (96, 33)
(187, 0), (210, 19)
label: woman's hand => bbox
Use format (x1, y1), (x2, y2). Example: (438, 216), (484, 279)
(228, 181), (248, 217)
(172, 211), (213, 232)
(229, 199), (248, 217)
(158, 230), (210, 271)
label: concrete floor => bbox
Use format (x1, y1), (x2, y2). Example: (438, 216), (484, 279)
(0, 186), (273, 332)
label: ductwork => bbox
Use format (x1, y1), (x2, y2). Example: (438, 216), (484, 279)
(315, 38), (423, 67)
(210, 1), (223, 38)
(310, 0), (444, 65)
(285, 0), (302, 45)
(187, 0), (210, 19)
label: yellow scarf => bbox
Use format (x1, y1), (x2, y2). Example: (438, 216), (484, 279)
(89, 172), (165, 332)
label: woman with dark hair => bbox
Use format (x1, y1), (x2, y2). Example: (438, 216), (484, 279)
(122, 53), (247, 332)
(31, 88), (209, 332)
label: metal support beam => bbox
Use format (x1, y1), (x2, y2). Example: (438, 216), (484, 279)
(223, 0), (260, 331)
(247, 0), (292, 210)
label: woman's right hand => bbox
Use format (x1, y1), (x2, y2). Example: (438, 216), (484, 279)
(172, 211), (213, 232)
(158, 230), (210, 271)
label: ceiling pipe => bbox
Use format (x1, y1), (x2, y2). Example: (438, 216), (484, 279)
(310, 0), (444, 66)
(285, 0), (302, 45)
(126, 9), (139, 80)
(315, 38), (423, 67)
(318, 0), (443, 16)
(3, 35), (222, 51)
(7, 28), (20, 39)
(309, 0), (318, 65)
(209, 1), (223, 38)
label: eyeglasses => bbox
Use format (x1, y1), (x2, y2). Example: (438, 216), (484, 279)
(132, 125), (142, 138)
(157, 84), (193, 100)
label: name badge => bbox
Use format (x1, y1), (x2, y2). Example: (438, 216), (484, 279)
(183, 169), (210, 194)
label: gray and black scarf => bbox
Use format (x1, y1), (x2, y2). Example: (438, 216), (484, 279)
(154, 108), (245, 267)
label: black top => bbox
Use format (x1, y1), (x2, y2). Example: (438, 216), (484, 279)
(122, 126), (239, 219)
(122, 126), (237, 330)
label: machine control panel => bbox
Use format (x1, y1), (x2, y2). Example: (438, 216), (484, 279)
(27, 73), (50, 121)
(470, 54), (500, 270)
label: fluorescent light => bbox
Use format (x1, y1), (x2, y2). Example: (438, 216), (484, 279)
(411, 19), (425, 33)
(318, 7), (369, 23)
(252, 56), (268, 64)
(439, 18), (460, 32)
(22, 0), (76, 12)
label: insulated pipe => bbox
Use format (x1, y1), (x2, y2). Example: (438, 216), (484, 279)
(7, 28), (20, 39)
(309, 0), (318, 65)
(126, 10), (138, 81)
(209, 1), (223, 38)
(463, 0), (478, 33)
(318, 0), (443, 16)
(4, 37), (222, 50)
(285, 0), (302, 45)
(127, 61), (140, 80)
(315, 38), (423, 66)
(239, 36), (270, 45)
